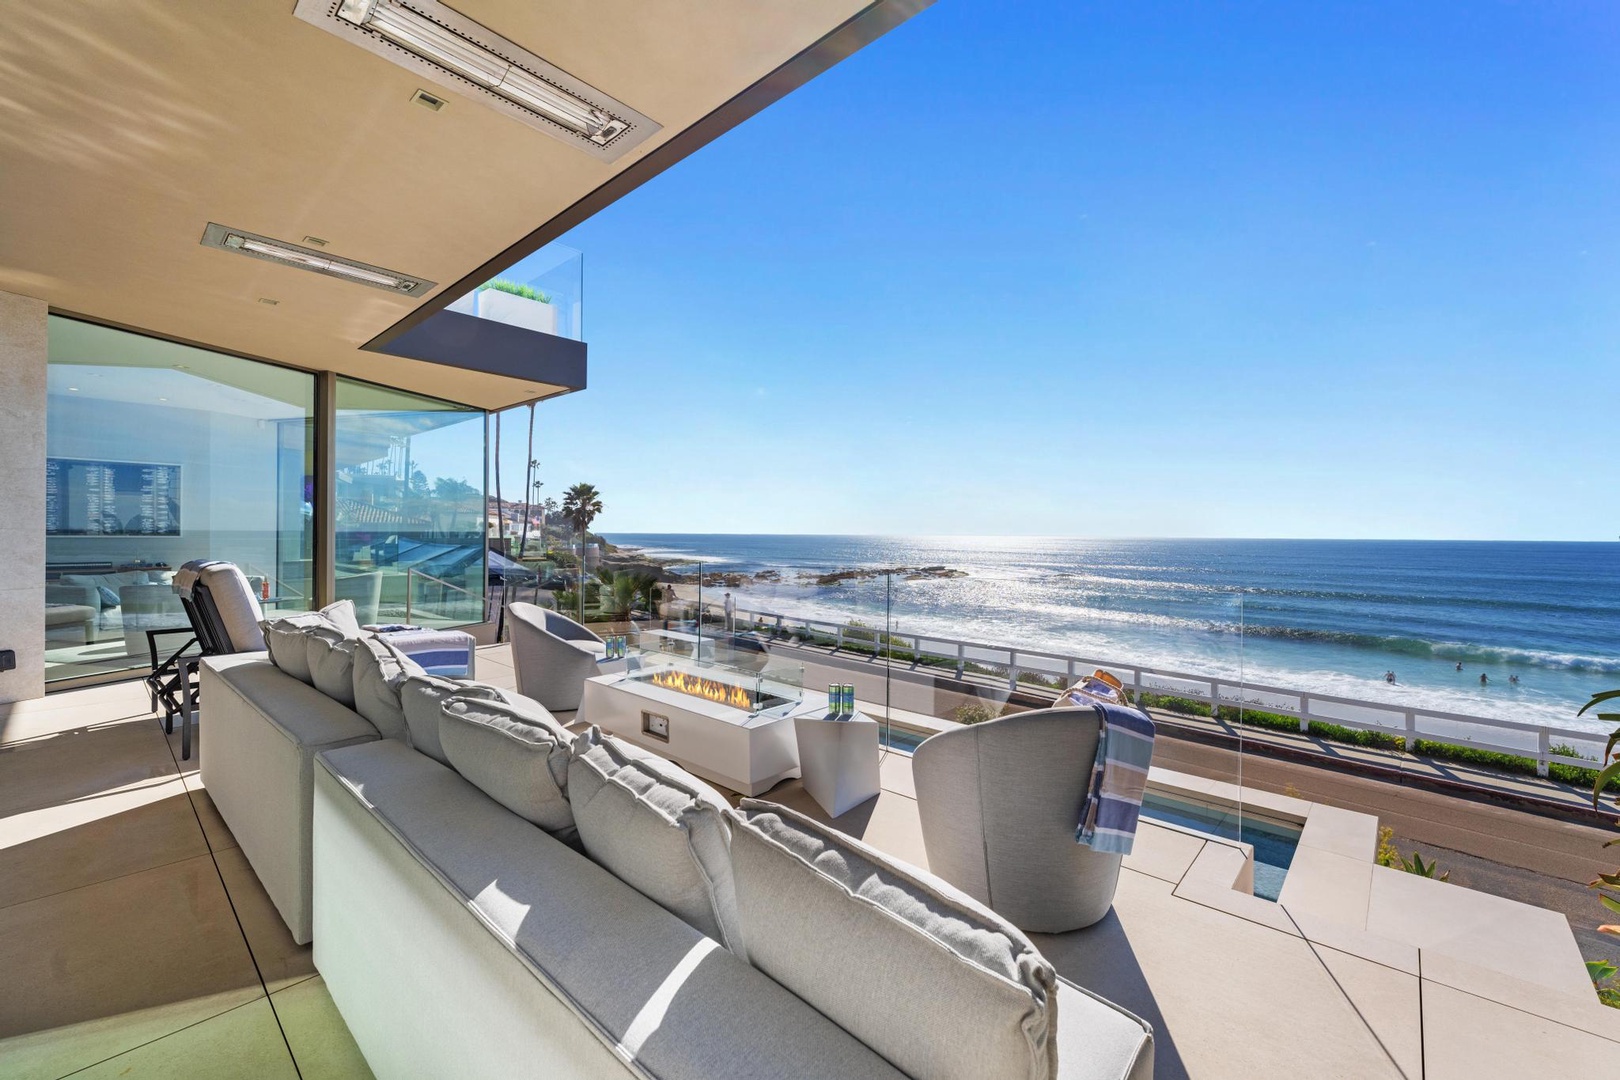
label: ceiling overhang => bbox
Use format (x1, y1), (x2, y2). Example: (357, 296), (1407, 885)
(0, 0), (933, 411)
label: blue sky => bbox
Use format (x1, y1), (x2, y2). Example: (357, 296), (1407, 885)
(486, 1), (1620, 540)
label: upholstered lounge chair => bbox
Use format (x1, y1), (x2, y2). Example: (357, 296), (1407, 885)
(149, 560), (267, 758)
(912, 705), (1125, 933)
(508, 602), (605, 712)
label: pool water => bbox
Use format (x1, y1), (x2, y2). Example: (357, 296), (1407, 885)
(878, 726), (926, 753)
(1139, 792), (1301, 902)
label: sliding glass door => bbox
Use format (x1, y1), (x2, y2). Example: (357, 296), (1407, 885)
(44, 317), (314, 682)
(334, 379), (487, 629)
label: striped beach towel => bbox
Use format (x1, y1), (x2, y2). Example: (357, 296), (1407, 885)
(378, 628), (476, 678)
(1075, 701), (1157, 855)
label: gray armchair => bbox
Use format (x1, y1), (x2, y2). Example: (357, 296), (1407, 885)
(911, 705), (1124, 933)
(335, 571), (383, 626)
(508, 602), (604, 712)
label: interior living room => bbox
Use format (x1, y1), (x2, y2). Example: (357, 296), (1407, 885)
(4, 3), (1619, 1079)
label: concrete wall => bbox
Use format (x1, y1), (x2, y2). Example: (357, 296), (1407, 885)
(0, 291), (47, 703)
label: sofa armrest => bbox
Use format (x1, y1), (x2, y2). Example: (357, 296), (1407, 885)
(46, 583), (100, 610)
(1055, 979), (1154, 1080)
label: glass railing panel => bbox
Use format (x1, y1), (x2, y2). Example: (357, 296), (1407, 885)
(444, 241), (583, 341)
(334, 378), (487, 630)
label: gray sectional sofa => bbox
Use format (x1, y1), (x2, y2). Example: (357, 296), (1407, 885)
(201, 616), (1154, 1080)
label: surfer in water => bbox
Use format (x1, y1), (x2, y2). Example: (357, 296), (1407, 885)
(1479, 673), (1488, 686)
(1455, 662), (1463, 672)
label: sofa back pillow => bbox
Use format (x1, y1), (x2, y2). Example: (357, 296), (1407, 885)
(317, 598), (362, 638)
(439, 694), (575, 836)
(568, 728), (741, 950)
(305, 627), (359, 709)
(726, 799), (1059, 1080)
(261, 601), (362, 684)
(400, 676), (505, 764)
(351, 635), (424, 740)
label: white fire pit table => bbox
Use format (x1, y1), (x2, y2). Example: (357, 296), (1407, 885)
(577, 671), (823, 796)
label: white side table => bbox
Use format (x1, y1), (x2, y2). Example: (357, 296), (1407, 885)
(794, 711), (881, 818)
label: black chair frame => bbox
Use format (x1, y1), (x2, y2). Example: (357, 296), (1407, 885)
(145, 578), (241, 761)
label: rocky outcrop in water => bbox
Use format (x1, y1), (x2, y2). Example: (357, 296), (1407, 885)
(808, 566), (967, 586)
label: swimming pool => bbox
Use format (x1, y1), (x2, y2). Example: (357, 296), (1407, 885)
(878, 725), (927, 753)
(1139, 791), (1301, 902)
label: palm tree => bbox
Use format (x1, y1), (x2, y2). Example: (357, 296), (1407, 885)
(561, 482), (603, 538)
(431, 477), (480, 532)
(596, 567), (659, 620)
(538, 497), (559, 547)
(561, 483), (604, 619)
(492, 410), (505, 554)
(517, 405), (537, 557)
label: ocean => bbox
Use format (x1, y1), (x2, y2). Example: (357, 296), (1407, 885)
(603, 535), (1620, 734)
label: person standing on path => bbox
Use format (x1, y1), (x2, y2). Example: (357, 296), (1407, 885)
(723, 591), (736, 632)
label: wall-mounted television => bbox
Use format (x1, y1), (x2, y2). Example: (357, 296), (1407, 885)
(45, 458), (182, 536)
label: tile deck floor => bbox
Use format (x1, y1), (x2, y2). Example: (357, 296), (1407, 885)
(4, 643), (1619, 1078)
(0, 672), (372, 1079)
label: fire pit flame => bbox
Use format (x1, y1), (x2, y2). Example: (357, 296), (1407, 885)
(648, 668), (754, 710)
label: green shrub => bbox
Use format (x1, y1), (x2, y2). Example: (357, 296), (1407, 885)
(1412, 739), (1538, 776)
(480, 279), (551, 303)
(1136, 692), (1213, 717)
(1305, 721), (1405, 751)
(1375, 826), (1449, 880)
(954, 701), (997, 725)
(1545, 742), (1620, 792)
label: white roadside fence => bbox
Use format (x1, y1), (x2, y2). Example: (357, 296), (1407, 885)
(703, 601), (1609, 780)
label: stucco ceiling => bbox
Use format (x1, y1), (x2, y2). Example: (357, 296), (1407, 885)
(0, 0), (924, 410)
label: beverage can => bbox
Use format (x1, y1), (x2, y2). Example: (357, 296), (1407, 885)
(842, 684), (856, 714)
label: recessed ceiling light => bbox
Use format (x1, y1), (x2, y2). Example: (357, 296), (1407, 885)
(411, 89), (446, 112)
(200, 223), (436, 297)
(67, 386), (79, 392)
(303, 236), (329, 248)
(158, 397), (169, 402)
(258, 297), (281, 306)
(294, 0), (658, 161)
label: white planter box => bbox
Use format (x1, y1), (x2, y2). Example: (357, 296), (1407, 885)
(476, 289), (557, 335)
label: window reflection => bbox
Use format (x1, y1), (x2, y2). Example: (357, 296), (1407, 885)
(334, 379), (486, 629)
(44, 317), (314, 682)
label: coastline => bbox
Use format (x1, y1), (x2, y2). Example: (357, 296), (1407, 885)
(601, 534), (1619, 732)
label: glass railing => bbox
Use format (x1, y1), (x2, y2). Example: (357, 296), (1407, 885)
(499, 536), (1618, 831)
(444, 242), (583, 341)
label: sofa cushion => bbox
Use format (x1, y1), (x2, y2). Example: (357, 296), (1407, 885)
(400, 675), (506, 765)
(260, 601), (361, 685)
(307, 628), (359, 709)
(568, 728), (741, 950)
(314, 740), (907, 1080)
(196, 562), (266, 651)
(262, 613), (327, 684)
(319, 598), (362, 638)
(727, 799), (1060, 1080)
(352, 635), (424, 741)
(439, 694), (574, 835)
